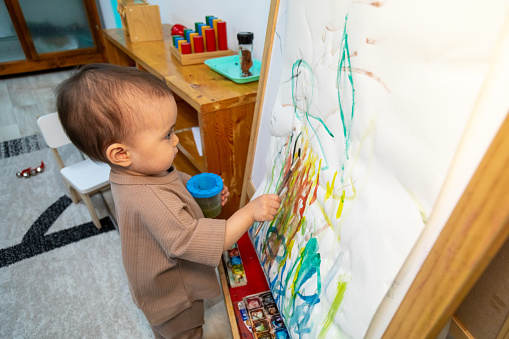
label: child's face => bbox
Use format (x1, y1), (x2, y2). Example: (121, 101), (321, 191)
(125, 95), (179, 176)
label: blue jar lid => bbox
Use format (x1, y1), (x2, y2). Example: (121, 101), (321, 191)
(187, 173), (223, 198)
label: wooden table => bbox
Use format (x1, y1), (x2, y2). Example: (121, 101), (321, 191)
(103, 25), (258, 218)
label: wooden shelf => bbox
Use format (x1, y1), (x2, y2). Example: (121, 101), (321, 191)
(173, 95), (205, 172)
(176, 129), (205, 173)
(174, 94), (199, 129)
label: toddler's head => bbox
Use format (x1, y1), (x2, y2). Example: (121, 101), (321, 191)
(57, 64), (178, 175)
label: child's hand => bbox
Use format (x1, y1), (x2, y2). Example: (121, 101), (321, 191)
(221, 185), (230, 206)
(248, 194), (281, 222)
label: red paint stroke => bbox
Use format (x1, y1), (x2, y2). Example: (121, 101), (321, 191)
(343, 66), (391, 93)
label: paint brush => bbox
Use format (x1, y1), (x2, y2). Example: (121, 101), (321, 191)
(276, 157), (301, 195)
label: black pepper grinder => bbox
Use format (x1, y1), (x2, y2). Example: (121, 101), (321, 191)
(237, 32), (254, 77)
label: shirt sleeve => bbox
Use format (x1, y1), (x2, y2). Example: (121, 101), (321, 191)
(143, 190), (226, 267)
(178, 171), (192, 187)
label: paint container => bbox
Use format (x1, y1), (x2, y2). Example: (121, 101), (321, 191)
(228, 248), (239, 257)
(250, 308), (265, 321)
(264, 303), (278, 316)
(246, 296), (262, 309)
(232, 265), (245, 277)
(253, 319), (270, 334)
(271, 315), (285, 329)
(187, 173), (223, 218)
(223, 243), (248, 287)
(243, 291), (289, 338)
(260, 292), (275, 305)
(275, 328), (290, 339)
(230, 256), (242, 266)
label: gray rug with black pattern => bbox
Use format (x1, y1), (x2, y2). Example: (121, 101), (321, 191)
(0, 134), (232, 339)
(0, 134), (153, 338)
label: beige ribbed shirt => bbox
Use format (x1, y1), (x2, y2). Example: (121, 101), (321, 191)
(109, 167), (226, 326)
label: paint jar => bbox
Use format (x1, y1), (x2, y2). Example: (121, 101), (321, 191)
(187, 173), (223, 218)
(237, 32), (254, 77)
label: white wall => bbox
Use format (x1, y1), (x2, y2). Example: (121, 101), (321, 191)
(96, 0), (119, 30)
(97, 0), (271, 60)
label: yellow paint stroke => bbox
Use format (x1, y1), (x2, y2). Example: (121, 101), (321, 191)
(318, 276), (349, 339)
(325, 174), (357, 203)
(345, 177), (357, 201)
(290, 245), (308, 298)
(336, 189), (346, 219)
(280, 238), (296, 270)
(325, 171), (337, 202)
(315, 200), (334, 231)
(402, 185), (428, 224)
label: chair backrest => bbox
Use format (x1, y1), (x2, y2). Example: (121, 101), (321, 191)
(37, 112), (72, 149)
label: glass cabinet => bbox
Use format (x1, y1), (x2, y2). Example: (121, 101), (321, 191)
(0, 1), (25, 62)
(0, 0), (105, 76)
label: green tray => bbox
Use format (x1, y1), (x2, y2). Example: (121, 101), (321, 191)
(204, 55), (261, 83)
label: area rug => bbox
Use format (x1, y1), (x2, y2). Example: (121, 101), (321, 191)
(0, 135), (231, 339)
(0, 135), (153, 338)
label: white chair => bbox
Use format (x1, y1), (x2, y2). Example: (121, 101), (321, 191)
(37, 112), (111, 229)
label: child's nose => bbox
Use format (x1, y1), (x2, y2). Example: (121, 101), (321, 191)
(173, 134), (179, 145)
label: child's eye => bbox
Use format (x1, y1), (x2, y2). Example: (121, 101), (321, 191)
(166, 131), (174, 139)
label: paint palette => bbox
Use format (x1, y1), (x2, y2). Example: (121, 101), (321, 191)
(223, 243), (247, 287)
(242, 291), (290, 339)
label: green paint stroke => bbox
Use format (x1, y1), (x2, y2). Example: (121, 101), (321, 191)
(318, 276), (349, 339)
(337, 15), (355, 161)
(291, 60), (334, 171)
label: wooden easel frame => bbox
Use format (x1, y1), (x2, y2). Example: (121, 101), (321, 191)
(240, 0), (509, 337)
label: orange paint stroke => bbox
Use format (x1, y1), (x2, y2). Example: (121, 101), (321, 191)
(365, 37), (384, 45)
(354, 0), (385, 7)
(298, 165), (313, 218)
(326, 24), (341, 32)
(314, 224), (330, 237)
(343, 66), (391, 93)
(309, 167), (320, 205)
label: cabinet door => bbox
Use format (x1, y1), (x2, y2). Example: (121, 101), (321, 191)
(18, 0), (96, 54)
(0, 0), (105, 76)
(0, 1), (25, 62)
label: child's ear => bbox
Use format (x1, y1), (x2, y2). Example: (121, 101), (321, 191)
(106, 143), (132, 167)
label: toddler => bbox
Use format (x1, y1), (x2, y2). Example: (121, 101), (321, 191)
(56, 64), (280, 339)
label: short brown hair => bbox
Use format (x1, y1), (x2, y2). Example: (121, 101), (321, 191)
(56, 63), (173, 163)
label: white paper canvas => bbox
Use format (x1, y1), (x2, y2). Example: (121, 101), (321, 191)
(250, 0), (509, 338)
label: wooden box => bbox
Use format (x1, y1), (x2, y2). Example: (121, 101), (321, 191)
(169, 45), (233, 65)
(118, 1), (163, 42)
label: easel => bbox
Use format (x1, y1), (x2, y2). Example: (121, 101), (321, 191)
(240, 0), (509, 337)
